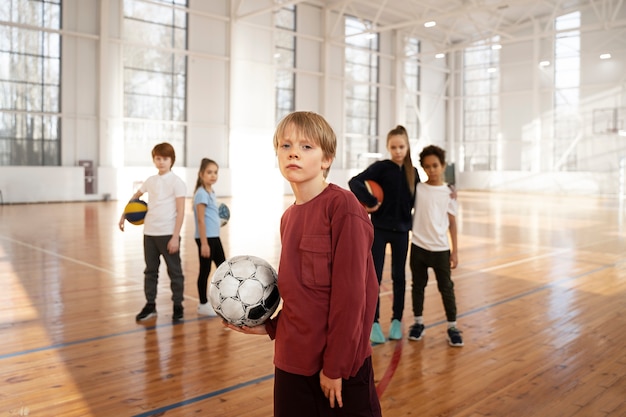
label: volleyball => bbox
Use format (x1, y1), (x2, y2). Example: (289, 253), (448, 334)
(218, 202), (230, 227)
(365, 180), (384, 203)
(209, 255), (280, 327)
(124, 199), (148, 225)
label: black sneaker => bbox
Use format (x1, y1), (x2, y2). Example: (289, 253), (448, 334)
(173, 304), (184, 322)
(136, 303), (156, 321)
(447, 327), (464, 347)
(408, 323), (425, 341)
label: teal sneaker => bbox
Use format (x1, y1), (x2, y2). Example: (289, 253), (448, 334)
(389, 319), (402, 340)
(370, 322), (386, 344)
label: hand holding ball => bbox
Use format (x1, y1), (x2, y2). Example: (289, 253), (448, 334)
(218, 202), (230, 227)
(209, 255), (280, 327)
(364, 180), (384, 206)
(124, 199), (148, 225)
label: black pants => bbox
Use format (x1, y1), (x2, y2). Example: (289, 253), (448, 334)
(195, 237), (226, 304)
(409, 244), (457, 321)
(371, 228), (409, 322)
(274, 356), (382, 417)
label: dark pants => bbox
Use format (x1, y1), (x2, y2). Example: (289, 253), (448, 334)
(371, 228), (409, 322)
(143, 235), (185, 305)
(274, 356), (382, 417)
(194, 237), (226, 304)
(409, 244), (457, 321)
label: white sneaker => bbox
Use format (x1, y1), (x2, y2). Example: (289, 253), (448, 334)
(197, 302), (217, 317)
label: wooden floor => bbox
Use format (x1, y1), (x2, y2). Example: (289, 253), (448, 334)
(1, 191), (625, 417)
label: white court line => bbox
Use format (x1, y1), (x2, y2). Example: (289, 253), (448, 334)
(380, 237), (618, 296)
(1, 235), (120, 275)
(0, 235), (202, 302)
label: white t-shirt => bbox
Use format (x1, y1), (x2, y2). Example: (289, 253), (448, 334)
(411, 183), (457, 251)
(140, 171), (186, 236)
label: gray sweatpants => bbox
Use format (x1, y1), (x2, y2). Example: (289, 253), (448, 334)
(143, 235), (185, 305)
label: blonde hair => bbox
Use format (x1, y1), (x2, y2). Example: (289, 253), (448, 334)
(273, 111), (337, 178)
(387, 125), (415, 196)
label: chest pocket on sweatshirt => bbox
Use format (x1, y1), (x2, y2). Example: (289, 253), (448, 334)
(300, 235), (332, 287)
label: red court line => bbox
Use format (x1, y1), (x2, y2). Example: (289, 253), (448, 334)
(375, 338), (404, 397)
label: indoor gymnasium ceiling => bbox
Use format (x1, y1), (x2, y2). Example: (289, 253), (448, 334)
(237, 0), (626, 53)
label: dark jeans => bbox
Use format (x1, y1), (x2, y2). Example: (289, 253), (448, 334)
(409, 244), (457, 321)
(274, 356), (382, 417)
(143, 235), (184, 305)
(194, 237), (226, 304)
(371, 228), (409, 322)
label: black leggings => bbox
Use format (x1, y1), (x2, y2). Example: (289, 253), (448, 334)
(195, 237), (226, 304)
(371, 228), (409, 322)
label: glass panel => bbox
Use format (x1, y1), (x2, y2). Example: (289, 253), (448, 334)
(274, 6), (296, 123)
(123, 0), (188, 166)
(344, 16), (378, 167)
(0, 0), (61, 166)
(275, 5), (295, 29)
(553, 11), (580, 170)
(123, 121), (186, 166)
(462, 37), (500, 171)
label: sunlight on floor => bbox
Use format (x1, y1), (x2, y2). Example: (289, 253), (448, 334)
(0, 240), (42, 327)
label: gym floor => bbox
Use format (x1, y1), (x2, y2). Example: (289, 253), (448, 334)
(0, 191), (624, 416)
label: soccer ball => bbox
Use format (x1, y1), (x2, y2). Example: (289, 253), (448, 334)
(209, 255), (280, 327)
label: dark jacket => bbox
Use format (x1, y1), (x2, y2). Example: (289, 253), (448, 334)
(348, 159), (420, 233)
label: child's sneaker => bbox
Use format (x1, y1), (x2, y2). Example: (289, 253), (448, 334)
(370, 322), (386, 344)
(408, 323), (425, 341)
(173, 304), (184, 322)
(135, 303), (157, 321)
(388, 319), (402, 340)
(447, 327), (464, 347)
(197, 302), (217, 317)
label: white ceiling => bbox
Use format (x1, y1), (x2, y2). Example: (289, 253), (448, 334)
(237, 0), (626, 53)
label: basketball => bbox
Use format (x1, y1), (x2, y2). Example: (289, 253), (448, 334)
(365, 180), (384, 203)
(124, 199), (148, 225)
(218, 203), (230, 227)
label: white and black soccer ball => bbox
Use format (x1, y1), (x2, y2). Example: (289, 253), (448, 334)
(209, 255), (280, 327)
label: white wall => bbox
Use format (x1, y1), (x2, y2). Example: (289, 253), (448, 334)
(457, 170), (622, 196)
(0, 167), (86, 203)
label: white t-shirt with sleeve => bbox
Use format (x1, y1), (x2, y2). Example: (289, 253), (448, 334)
(411, 183), (457, 251)
(140, 171), (186, 236)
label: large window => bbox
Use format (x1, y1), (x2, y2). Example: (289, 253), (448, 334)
(345, 16), (379, 169)
(0, 0), (61, 166)
(274, 5), (296, 124)
(403, 36), (420, 140)
(462, 38), (500, 171)
(553, 11), (580, 171)
(123, 0), (188, 166)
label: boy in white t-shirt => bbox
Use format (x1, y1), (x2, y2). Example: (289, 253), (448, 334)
(119, 142), (187, 322)
(408, 145), (463, 346)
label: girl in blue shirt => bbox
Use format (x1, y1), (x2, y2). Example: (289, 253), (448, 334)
(193, 158), (226, 316)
